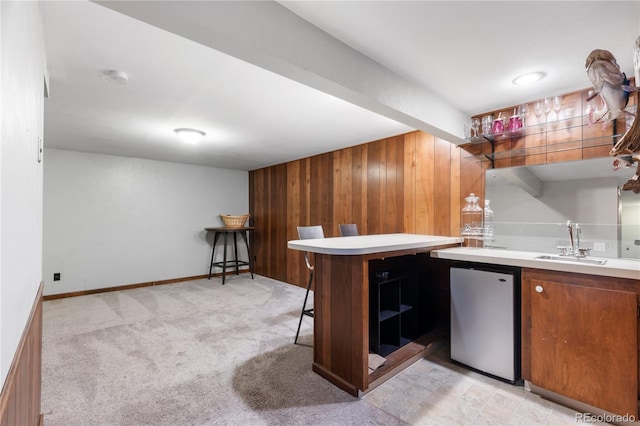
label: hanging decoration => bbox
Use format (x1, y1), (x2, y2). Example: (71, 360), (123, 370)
(586, 37), (640, 193)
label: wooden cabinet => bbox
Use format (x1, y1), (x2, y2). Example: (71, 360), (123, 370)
(311, 247), (451, 396)
(522, 268), (639, 417)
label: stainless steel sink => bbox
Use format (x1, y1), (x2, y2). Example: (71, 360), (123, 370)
(535, 255), (607, 265)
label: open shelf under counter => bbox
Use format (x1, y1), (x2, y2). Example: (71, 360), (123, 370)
(288, 233), (461, 396)
(366, 326), (448, 394)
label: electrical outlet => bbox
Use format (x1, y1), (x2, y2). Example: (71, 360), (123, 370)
(53, 273), (61, 281)
(593, 242), (606, 252)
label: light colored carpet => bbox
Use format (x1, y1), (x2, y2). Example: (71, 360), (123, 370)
(42, 275), (404, 425)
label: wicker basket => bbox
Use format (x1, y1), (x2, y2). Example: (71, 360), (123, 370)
(220, 214), (250, 228)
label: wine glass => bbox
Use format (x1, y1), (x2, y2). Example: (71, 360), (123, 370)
(543, 97), (552, 125)
(552, 95), (562, 120)
(471, 118), (480, 138)
(585, 90), (595, 123)
(482, 115), (493, 135)
(533, 100), (544, 129)
(518, 104), (529, 128)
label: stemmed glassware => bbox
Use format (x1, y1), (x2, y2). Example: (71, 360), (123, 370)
(552, 96), (563, 120)
(543, 97), (552, 126)
(517, 104), (528, 128)
(585, 90), (595, 120)
(471, 118), (480, 138)
(533, 100), (544, 129)
(482, 115), (493, 136)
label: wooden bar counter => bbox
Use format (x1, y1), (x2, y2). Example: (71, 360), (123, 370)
(287, 233), (461, 396)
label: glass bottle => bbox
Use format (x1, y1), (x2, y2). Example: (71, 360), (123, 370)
(483, 199), (494, 241)
(461, 193), (483, 236)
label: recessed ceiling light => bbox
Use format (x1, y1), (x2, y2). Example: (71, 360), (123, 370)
(102, 69), (129, 86)
(174, 128), (205, 144)
(512, 71), (547, 86)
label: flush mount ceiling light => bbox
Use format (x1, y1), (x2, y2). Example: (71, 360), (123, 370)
(512, 71), (547, 86)
(102, 69), (129, 86)
(174, 128), (206, 144)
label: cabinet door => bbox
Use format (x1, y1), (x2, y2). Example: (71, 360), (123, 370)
(531, 279), (637, 417)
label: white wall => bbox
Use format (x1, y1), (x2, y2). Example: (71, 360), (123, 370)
(487, 177), (620, 257)
(43, 149), (248, 296)
(1, 2), (46, 385)
(490, 177), (618, 224)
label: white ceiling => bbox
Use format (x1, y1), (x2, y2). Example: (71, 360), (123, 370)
(40, 1), (640, 171)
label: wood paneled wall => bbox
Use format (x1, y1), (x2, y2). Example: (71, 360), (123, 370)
(0, 283), (43, 426)
(249, 86), (622, 288)
(249, 131), (482, 287)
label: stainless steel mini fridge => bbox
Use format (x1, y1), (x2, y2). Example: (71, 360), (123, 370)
(450, 263), (521, 384)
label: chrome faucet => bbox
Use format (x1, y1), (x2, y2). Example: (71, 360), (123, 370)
(559, 220), (590, 258)
(566, 220), (574, 253)
(573, 223), (591, 257)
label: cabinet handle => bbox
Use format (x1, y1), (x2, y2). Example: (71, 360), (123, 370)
(535, 285), (544, 293)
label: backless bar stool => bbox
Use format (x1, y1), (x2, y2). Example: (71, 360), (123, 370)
(294, 225), (325, 344)
(205, 226), (254, 284)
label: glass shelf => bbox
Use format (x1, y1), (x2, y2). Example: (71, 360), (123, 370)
(460, 110), (632, 163)
(466, 113), (605, 142)
(479, 134), (621, 162)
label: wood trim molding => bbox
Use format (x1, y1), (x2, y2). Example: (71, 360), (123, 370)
(0, 281), (43, 426)
(42, 272), (247, 300)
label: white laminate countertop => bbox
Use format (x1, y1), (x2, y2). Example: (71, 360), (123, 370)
(431, 247), (640, 280)
(287, 233), (463, 255)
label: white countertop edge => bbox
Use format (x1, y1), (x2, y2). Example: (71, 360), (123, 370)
(431, 247), (640, 280)
(287, 233), (463, 255)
